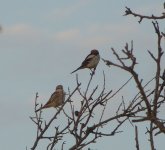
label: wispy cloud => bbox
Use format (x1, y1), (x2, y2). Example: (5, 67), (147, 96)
(4, 24), (40, 36)
(0, 23), (51, 49)
(46, 0), (92, 21)
(50, 22), (143, 48)
(0, 20), (154, 52)
(54, 29), (80, 41)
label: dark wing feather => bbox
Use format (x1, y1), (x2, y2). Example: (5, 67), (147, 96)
(81, 54), (94, 67)
(45, 91), (60, 105)
(35, 91), (61, 112)
(71, 53), (94, 74)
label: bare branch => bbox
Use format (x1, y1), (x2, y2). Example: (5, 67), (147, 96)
(124, 6), (165, 23)
(135, 126), (140, 150)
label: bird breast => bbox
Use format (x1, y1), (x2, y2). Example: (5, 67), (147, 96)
(87, 55), (100, 68)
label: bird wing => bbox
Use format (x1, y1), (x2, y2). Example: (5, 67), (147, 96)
(44, 90), (61, 106)
(71, 53), (96, 74)
(36, 90), (63, 111)
(81, 54), (95, 67)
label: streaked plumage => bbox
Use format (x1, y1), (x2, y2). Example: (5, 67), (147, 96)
(36, 85), (65, 112)
(71, 49), (100, 74)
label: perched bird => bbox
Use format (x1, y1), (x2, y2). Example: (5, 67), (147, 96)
(36, 85), (65, 112)
(71, 49), (100, 74)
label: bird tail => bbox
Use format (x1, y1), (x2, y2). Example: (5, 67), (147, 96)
(70, 66), (82, 74)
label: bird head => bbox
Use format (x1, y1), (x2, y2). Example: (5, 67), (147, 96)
(56, 85), (63, 90)
(91, 49), (99, 55)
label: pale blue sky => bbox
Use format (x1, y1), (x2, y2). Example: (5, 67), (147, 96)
(0, 0), (165, 150)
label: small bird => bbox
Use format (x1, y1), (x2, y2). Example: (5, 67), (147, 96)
(36, 85), (65, 112)
(71, 49), (100, 74)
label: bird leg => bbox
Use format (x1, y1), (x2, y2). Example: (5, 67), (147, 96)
(90, 68), (96, 75)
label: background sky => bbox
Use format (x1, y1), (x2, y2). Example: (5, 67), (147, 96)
(0, 0), (165, 150)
